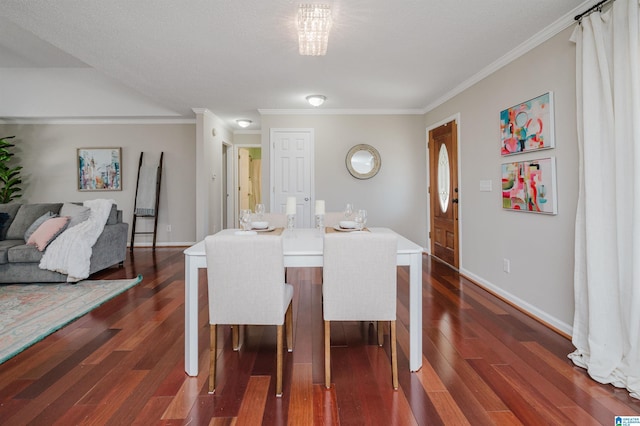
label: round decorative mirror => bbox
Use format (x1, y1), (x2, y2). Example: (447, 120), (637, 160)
(346, 144), (381, 179)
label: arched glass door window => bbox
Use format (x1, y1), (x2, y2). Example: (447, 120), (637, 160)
(437, 144), (450, 212)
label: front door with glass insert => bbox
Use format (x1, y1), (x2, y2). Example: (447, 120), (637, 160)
(429, 120), (459, 268)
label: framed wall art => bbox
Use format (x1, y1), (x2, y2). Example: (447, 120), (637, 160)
(501, 157), (557, 215)
(500, 92), (554, 156)
(77, 147), (122, 191)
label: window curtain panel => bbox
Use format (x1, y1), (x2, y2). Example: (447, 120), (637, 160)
(569, 0), (640, 399)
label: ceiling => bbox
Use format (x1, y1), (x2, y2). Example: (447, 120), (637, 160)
(0, 0), (590, 130)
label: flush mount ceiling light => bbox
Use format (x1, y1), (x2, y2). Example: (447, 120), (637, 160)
(236, 119), (252, 128)
(297, 4), (332, 56)
(306, 95), (326, 107)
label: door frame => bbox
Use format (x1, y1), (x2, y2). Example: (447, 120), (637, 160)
(233, 143), (261, 228)
(426, 113), (462, 267)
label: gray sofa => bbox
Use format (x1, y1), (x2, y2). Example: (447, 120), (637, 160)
(0, 202), (128, 283)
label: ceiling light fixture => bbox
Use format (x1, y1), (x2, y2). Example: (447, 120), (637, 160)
(297, 4), (332, 56)
(236, 119), (252, 128)
(306, 95), (326, 107)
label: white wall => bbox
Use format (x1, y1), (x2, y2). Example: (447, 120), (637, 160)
(193, 109), (234, 241)
(260, 114), (426, 245)
(425, 26), (578, 333)
(0, 122), (197, 245)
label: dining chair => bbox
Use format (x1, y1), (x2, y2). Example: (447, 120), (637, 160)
(323, 212), (345, 228)
(204, 233), (293, 396)
(322, 231), (399, 389)
(250, 212), (287, 228)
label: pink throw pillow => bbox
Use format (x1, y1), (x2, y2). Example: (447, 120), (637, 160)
(26, 216), (70, 251)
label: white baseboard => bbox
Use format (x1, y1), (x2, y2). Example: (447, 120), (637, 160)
(128, 242), (195, 248)
(459, 267), (573, 338)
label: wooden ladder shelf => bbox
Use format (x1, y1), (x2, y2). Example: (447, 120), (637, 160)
(131, 152), (163, 252)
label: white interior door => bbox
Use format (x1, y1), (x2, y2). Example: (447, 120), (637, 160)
(270, 129), (314, 228)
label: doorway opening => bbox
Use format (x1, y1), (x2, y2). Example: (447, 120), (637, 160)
(237, 146), (263, 215)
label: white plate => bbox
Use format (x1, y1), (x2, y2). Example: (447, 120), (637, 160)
(333, 225), (359, 232)
(253, 226), (276, 232)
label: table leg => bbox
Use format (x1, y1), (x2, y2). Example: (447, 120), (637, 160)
(185, 255), (199, 376)
(409, 252), (423, 371)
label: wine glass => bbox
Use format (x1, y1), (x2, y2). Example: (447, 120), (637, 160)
(239, 209), (252, 231)
(344, 203), (353, 219)
(255, 203), (265, 220)
(355, 209), (367, 230)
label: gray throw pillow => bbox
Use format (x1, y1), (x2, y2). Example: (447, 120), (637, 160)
(60, 202), (91, 228)
(24, 211), (57, 242)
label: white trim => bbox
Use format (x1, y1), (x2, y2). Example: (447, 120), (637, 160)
(0, 117), (195, 125)
(460, 267), (573, 336)
(130, 242), (196, 247)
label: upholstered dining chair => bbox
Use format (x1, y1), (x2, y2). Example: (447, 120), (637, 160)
(250, 212), (287, 228)
(322, 231), (399, 389)
(323, 212), (346, 228)
(204, 233), (293, 396)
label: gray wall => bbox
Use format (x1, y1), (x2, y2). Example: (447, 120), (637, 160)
(0, 122), (197, 245)
(260, 114), (427, 246)
(425, 26), (578, 333)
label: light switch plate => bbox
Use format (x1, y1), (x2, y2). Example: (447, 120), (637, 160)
(480, 180), (492, 192)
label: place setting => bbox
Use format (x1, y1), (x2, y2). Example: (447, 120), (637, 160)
(236, 204), (283, 235)
(327, 203), (369, 233)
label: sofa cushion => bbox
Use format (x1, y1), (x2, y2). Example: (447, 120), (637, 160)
(6, 203), (63, 240)
(24, 211), (57, 242)
(0, 239), (23, 264)
(26, 216), (70, 251)
(0, 204), (21, 240)
(7, 243), (44, 263)
(60, 202), (91, 228)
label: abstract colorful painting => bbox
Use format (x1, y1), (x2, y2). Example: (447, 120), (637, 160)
(502, 157), (557, 214)
(77, 148), (122, 191)
(500, 92), (554, 155)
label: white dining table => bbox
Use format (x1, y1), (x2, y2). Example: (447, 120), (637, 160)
(183, 227), (424, 375)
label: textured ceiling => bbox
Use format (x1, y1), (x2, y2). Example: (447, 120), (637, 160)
(0, 0), (590, 129)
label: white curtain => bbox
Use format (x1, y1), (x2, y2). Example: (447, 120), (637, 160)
(569, 0), (640, 399)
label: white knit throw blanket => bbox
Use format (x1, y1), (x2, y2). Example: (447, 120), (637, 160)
(39, 199), (114, 282)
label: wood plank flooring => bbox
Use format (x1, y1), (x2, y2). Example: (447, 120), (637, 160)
(1, 247), (639, 425)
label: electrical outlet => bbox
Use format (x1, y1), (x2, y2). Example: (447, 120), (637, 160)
(503, 258), (510, 273)
(167, 224), (172, 232)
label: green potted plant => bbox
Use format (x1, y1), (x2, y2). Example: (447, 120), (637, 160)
(0, 136), (23, 203)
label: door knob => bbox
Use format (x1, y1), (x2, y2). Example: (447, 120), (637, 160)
(452, 198), (459, 204)
(305, 197), (309, 201)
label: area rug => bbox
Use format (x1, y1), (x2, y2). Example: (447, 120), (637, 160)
(0, 275), (143, 364)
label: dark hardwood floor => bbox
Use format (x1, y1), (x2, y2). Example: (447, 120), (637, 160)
(1, 247), (639, 425)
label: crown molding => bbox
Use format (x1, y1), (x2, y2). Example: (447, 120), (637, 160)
(0, 116), (195, 125)
(423, 1), (588, 113)
(258, 108), (424, 116)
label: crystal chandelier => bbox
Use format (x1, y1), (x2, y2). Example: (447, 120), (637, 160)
(297, 4), (332, 56)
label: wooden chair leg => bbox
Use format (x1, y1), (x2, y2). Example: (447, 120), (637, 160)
(391, 320), (398, 390)
(209, 324), (217, 394)
(324, 320), (331, 389)
(276, 324), (284, 397)
(377, 321), (384, 347)
(232, 325), (240, 351)
(285, 303), (293, 352)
